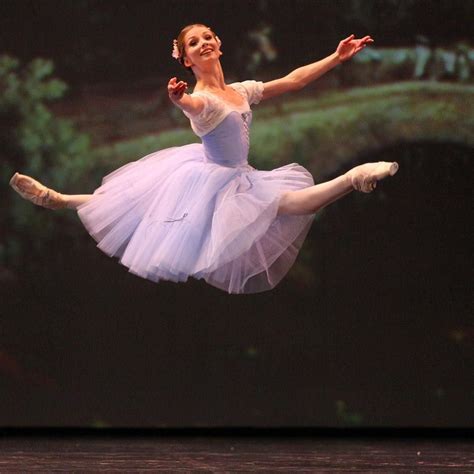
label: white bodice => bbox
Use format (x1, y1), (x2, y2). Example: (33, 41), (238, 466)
(183, 80), (264, 167)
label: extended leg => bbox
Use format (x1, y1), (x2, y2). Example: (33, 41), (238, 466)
(278, 161), (399, 216)
(278, 175), (352, 216)
(9, 172), (93, 210)
(63, 194), (94, 210)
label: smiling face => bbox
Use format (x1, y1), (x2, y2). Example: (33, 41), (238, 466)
(181, 25), (222, 69)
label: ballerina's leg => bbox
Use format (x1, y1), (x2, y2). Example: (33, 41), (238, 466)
(9, 172), (93, 210)
(63, 194), (94, 209)
(277, 161), (399, 216)
(278, 175), (352, 216)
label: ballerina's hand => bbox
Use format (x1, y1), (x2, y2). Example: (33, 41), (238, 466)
(167, 77), (188, 102)
(336, 34), (374, 62)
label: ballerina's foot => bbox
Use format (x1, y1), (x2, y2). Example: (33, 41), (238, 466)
(9, 172), (67, 210)
(346, 161), (399, 193)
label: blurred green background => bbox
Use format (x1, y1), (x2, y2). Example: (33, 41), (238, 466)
(0, 0), (472, 428)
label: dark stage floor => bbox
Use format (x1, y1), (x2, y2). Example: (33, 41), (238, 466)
(0, 432), (473, 471)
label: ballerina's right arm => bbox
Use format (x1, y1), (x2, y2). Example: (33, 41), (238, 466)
(167, 77), (205, 116)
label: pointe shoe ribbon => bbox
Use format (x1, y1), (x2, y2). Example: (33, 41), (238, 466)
(347, 161), (399, 193)
(9, 172), (66, 210)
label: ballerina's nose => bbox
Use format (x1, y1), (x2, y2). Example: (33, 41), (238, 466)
(201, 42), (213, 55)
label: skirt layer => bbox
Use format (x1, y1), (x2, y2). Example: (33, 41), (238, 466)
(77, 143), (315, 293)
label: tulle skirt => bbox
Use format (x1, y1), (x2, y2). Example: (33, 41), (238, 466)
(77, 143), (315, 294)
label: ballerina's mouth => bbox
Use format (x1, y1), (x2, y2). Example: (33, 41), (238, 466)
(201, 49), (213, 55)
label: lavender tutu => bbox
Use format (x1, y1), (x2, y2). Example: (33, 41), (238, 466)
(77, 80), (315, 293)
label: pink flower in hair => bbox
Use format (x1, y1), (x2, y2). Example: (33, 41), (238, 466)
(172, 39), (180, 60)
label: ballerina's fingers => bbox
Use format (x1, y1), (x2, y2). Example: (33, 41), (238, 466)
(342, 34), (355, 43)
(355, 37), (374, 53)
(168, 77), (186, 91)
(174, 81), (188, 94)
(167, 76), (178, 88)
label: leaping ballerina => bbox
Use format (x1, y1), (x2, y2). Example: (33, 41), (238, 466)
(9, 24), (398, 294)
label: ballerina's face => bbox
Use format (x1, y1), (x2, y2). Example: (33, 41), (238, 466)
(182, 25), (221, 69)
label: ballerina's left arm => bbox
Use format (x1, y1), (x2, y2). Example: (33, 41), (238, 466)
(261, 34), (373, 101)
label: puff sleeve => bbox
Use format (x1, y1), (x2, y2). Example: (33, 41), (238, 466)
(182, 92), (227, 137)
(233, 80), (264, 105)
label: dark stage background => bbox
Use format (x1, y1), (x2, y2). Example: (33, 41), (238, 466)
(0, 0), (472, 428)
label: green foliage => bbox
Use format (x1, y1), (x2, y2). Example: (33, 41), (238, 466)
(248, 82), (474, 178)
(92, 129), (197, 174)
(0, 55), (93, 268)
(349, 45), (473, 84)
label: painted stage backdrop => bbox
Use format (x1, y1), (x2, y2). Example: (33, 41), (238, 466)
(0, 0), (472, 428)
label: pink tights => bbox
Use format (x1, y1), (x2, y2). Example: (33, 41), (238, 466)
(63, 194), (94, 210)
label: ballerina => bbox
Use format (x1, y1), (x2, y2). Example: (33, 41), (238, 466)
(9, 24), (398, 294)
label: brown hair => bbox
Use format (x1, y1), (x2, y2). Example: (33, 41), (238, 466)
(175, 23), (218, 73)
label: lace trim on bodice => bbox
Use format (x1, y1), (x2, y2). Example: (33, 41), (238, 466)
(183, 80), (264, 137)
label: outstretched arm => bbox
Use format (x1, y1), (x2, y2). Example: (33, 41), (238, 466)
(168, 77), (205, 115)
(261, 34), (373, 101)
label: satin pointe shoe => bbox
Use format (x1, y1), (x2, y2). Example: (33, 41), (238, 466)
(346, 161), (399, 193)
(9, 172), (67, 210)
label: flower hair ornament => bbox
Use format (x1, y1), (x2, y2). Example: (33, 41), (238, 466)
(172, 39), (180, 60)
(171, 34), (222, 60)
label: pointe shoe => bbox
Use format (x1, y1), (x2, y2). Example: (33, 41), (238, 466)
(9, 172), (67, 210)
(346, 161), (399, 193)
